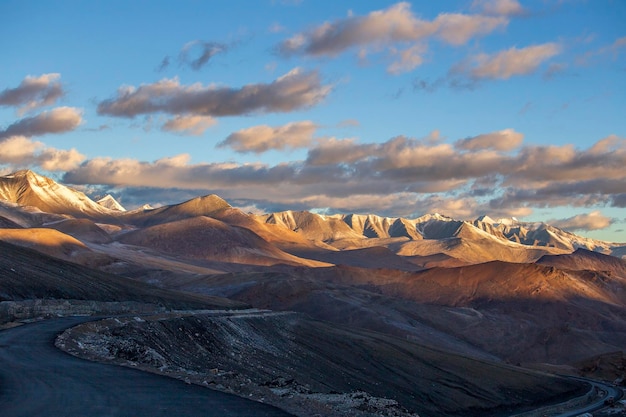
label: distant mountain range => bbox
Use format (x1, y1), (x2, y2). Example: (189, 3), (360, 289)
(0, 170), (622, 268)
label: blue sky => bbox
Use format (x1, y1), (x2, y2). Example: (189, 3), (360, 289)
(0, 0), (625, 241)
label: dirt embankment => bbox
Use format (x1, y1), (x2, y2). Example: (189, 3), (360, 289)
(58, 311), (584, 417)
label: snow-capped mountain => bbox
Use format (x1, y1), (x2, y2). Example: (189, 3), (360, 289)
(96, 194), (126, 212)
(0, 170), (115, 218)
(0, 170), (622, 260)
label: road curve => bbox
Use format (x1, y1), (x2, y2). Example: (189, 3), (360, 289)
(0, 317), (293, 417)
(555, 377), (624, 417)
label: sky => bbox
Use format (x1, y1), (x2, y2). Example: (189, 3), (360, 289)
(0, 0), (625, 241)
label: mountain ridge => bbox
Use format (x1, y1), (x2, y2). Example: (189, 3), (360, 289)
(0, 170), (623, 261)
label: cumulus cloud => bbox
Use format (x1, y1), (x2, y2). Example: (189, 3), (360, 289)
(277, 2), (507, 71)
(161, 115), (216, 136)
(550, 211), (614, 231)
(0, 107), (83, 139)
(0, 73), (64, 114)
(0, 135), (85, 171)
(218, 121), (317, 153)
(97, 68), (331, 118)
(460, 43), (561, 80)
(471, 0), (524, 16)
(455, 128), (523, 151)
(179, 40), (228, 70)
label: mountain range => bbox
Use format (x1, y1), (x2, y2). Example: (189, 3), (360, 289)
(1, 169), (625, 417)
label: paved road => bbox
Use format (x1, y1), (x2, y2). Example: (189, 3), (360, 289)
(555, 377), (624, 417)
(0, 317), (293, 417)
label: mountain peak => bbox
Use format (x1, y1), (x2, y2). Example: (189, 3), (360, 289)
(9, 169), (55, 185)
(179, 194), (231, 213)
(0, 170), (114, 218)
(97, 194), (126, 212)
(476, 215), (495, 224)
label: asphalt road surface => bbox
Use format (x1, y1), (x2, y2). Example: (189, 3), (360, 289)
(555, 377), (624, 417)
(0, 317), (293, 417)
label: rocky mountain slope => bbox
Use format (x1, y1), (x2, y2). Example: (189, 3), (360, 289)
(63, 311), (583, 417)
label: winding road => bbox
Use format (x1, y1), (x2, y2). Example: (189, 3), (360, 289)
(555, 376), (624, 417)
(0, 317), (292, 417)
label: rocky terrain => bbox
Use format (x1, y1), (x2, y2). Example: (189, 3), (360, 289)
(59, 311), (584, 417)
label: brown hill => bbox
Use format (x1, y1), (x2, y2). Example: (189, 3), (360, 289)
(286, 245), (423, 270)
(377, 261), (625, 306)
(116, 216), (328, 267)
(0, 215), (22, 228)
(0, 200), (67, 227)
(209, 207), (333, 253)
(394, 233), (567, 264)
(0, 228), (109, 266)
(122, 194), (231, 227)
(178, 262), (626, 365)
(538, 248), (626, 278)
(43, 218), (112, 244)
(0, 240), (243, 309)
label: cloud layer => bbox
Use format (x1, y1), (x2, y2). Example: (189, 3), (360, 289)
(62, 129), (626, 224)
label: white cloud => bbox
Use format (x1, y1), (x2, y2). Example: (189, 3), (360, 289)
(61, 133), (626, 221)
(464, 43), (561, 80)
(97, 68), (331, 118)
(471, 0), (525, 16)
(388, 44), (427, 74)
(277, 2), (508, 74)
(455, 129), (524, 151)
(161, 115), (216, 136)
(0, 135), (85, 171)
(218, 121), (317, 153)
(550, 211), (614, 231)
(0, 73), (65, 114)
(433, 13), (507, 46)
(0, 107), (83, 139)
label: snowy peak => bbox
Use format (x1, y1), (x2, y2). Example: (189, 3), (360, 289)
(475, 215), (495, 224)
(0, 170), (115, 218)
(97, 194), (126, 212)
(256, 208), (621, 257)
(260, 210), (362, 242)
